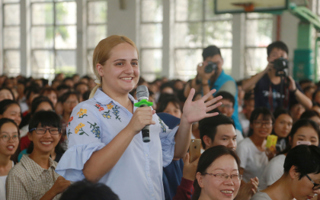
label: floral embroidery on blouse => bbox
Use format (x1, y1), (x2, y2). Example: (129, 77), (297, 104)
(67, 116), (73, 127)
(74, 123), (88, 136)
(106, 103), (114, 109)
(112, 105), (121, 122)
(95, 103), (104, 112)
(67, 129), (72, 137)
(159, 118), (166, 132)
(102, 110), (112, 119)
(77, 109), (88, 118)
(88, 121), (101, 139)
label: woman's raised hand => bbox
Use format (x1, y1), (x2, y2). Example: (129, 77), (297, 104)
(182, 88), (222, 124)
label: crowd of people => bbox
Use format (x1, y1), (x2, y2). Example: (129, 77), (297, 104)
(0, 35), (320, 200)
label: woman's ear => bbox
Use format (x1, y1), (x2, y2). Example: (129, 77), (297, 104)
(196, 172), (204, 188)
(27, 131), (33, 142)
(96, 63), (104, 77)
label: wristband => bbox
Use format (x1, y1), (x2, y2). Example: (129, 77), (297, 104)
(292, 88), (298, 94)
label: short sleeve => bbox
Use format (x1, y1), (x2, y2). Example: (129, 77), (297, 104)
(236, 141), (248, 169)
(56, 102), (105, 181)
(55, 143), (105, 182)
(158, 117), (177, 167)
(66, 102), (102, 148)
(6, 172), (28, 200)
(264, 156), (284, 187)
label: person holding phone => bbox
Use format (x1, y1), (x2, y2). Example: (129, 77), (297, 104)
(259, 119), (320, 190)
(251, 145), (320, 200)
(55, 35), (223, 200)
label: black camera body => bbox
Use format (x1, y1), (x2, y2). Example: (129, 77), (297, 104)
(273, 58), (289, 77)
(204, 61), (218, 73)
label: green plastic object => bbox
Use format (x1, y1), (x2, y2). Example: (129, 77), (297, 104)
(134, 99), (154, 107)
(293, 49), (314, 81)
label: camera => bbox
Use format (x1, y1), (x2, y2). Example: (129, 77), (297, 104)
(273, 58), (289, 77)
(204, 61), (218, 73)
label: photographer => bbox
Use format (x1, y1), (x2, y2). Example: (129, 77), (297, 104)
(184, 45), (242, 131)
(242, 41), (312, 112)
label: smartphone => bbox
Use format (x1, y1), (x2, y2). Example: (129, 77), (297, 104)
(296, 141), (311, 146)
(189, 139), (201, 163)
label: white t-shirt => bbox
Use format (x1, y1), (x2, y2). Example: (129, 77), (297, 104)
(236, 129), (244, 144)
(259, 154), (286, 190)
(251, 192), (272, 200)
(236, 138), (269, 182)
(0, 161), (14, 200)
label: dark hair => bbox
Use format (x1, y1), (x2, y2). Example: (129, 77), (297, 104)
(244, 91), (254, 101)
(267, 41), (289, 57)
(248, 107), (274, 137)
(28, 111), (62, 132)
(60, 180), (119, 200)
(0, 99), (20, 115)
(192, 146), (240, 200)
(82, 90), (91, 101)
(215, 91), (235, 106)
(284, 145), (320, 180)
(31, 96), (55, 115)
(74, 82), (88, 90)
(0, 118), (21, 162)
(273, 107), (291, 120)
(303, 85), (314, 94)
(159, 82), (175, 93)
(300, 110), (320, 120)
(0, 87), (15, 101)
(63, 77), (73, 83)
(40, 87), (57, 96)
(199, 114), (235, 149)
(25, 85), (41, 101)
(157, 94), (181, 113)
(56, 84), (71, 92)
(60, 91), (80, 104)
(202, 45), (221, 61)
(282, 119), (320, 154)
(299, 79), (313, 86)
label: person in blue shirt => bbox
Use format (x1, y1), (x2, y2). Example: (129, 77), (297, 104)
(56, 35), (222, 200)
(184, 45), (242, 132)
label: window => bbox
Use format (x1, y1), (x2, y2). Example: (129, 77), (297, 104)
(86, 0), (108, 76)
(173, 0), (232, 80)
(245, 13), (273, 76)
(30, 0), (77, 80)
(139, 0), (163, 82)
(2, 0), (20, 76)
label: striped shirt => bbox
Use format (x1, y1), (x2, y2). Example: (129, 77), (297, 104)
(6, 155), (61, 200)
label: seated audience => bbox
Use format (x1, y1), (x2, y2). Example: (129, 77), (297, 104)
(192, 145), (241, 200)
(289, 102), (305, 123)
(157, 94), (182, 119)
(271, 108), (293, 153)
(0, 118), (20, 200)
(300, 110), (320, 126)
(236, 107), (274, 182)
(0, 100), (22, 127)
(238, 91), (255, 137)
(215, 91), (244, 143)
(0, 87), (14, 102)
(6, 111), (70, 200)
(251, 145), (320, 200)
(259, 119), (320, 190)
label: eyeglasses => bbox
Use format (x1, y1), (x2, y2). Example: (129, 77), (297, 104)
(29, 127), (61, 135)
(0, 133), (19, 142)
(220, 104), (233, 110)
(203, 173), (242, 182)
(253, 120), (273, 128)
(306, 174), (320, 190)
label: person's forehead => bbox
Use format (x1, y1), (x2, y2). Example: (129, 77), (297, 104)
(216, 124), (236, 136)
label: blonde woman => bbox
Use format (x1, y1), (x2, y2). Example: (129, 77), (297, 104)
(56, 35), (222, 200)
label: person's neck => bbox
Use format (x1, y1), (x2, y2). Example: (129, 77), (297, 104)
(62, 112), (70, 122)
(101, 86), (133, 112)
(264, 176), (293, 200)
(29, 150), (51, 169)
(198, 192), (211, 200)
(267, 70), (281, 85)
(250, 134), (266, 148)
(0, 154), (12, 176)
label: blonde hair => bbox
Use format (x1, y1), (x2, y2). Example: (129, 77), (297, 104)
(89, 35), (138, 99)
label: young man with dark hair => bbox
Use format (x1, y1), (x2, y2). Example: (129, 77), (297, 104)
(184, 45), (242, 131)
(242, 41), (312, 112)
